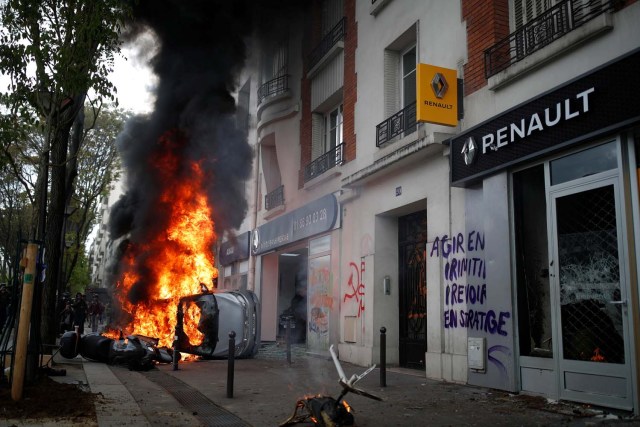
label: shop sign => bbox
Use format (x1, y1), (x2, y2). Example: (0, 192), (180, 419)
(450, 49), (640, 186)
(252, 193), (339, 255)
(416, 64), (458, 127)
(218, 231), (250, 266)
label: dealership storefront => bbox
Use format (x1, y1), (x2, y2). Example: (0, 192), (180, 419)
(448, 49), (640, 410)
(252, 193), (341, 356)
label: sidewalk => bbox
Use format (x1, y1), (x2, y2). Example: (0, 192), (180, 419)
(3, 343), (640, 426)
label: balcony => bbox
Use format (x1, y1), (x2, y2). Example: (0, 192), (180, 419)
(265, 185), (285, 211)
(376, 102), (416, 147)
(258, 74), (290, 105)
(308, 17), (347, 72)
(485, 0), (614, 79)
(304, 142), (345, 183)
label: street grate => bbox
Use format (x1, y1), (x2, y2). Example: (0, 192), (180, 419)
(142, 369), (251, 427)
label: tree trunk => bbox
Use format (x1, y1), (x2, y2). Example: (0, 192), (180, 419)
(40, 118), (74, 348)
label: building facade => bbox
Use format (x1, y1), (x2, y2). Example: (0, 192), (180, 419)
(90, 0), (640, 413)
(244, 0), (640, 413)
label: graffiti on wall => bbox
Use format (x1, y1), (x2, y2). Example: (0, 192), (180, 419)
(343, 260), (365, 318)
(308, 255), (331, 350)
(429, 231), (511, 336)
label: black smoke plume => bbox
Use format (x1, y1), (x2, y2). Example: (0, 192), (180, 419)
(108, 0), (305, 304)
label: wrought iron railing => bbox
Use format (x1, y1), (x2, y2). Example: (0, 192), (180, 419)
(376, 102), (416, 147)
(265, 185), (285, 210)
(258, 74), (290, 105)
(304, 142), (345, 182)
(308, 17), (347, 71)
(485, 0), (613, 79)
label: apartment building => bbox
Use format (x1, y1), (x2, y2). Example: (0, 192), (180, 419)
(88, 0), (640, 413)
(233, 0), (640, 413)
(88, 180), (126, 289)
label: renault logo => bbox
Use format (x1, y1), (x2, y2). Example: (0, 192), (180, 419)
(461, 137), (477, 166)
(251, 229), (260, 254)
(431, 72), (449, 99)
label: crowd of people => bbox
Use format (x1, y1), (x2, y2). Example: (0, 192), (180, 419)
(59, 292), (106, 335)
(0, 285), (108, 337)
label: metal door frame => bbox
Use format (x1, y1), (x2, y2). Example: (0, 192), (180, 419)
(546, 145), (634, 409)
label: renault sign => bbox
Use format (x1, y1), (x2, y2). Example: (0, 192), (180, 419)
(416, 64), (458, 127)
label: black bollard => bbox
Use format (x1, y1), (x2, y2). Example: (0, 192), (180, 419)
(227, 331), (236, 398)
(285, 322), (291, 364)
(173, 304), (183, 371)
(380, 326), (387, 387)
(172, 332), (179, 371)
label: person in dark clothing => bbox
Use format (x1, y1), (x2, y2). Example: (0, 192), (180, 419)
(59, 302), (75, 334)
(88, 294), (104, 333)
(72, 293), (88, 335)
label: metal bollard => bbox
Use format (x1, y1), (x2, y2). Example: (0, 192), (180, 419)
(227, 331), (236, 398)
(285, 322), (291, 364)
(173, 304), (183, 371)
(380, 326), (387, 387)
(172, 333), (179, 371)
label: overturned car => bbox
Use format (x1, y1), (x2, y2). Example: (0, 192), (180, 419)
(177, 289), (260, 359)
(59, 289), (260, 368)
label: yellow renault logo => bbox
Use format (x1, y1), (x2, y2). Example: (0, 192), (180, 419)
(416, 64), (458, 127)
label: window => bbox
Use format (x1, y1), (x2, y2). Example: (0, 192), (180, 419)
(237, 79), (250, 134)
(259, 36), (289, 104)
(261, 37), (288, 84)
(321, 0), (344, 36)
(324, 104), (343, 154)
(511, 0), (554, 31)
(378, 24), (417, 146)
(306, 103), (344, 182)
(401, 46), (416, 134)
(259, 133), (282, 210)
(487, 0), (612, 80)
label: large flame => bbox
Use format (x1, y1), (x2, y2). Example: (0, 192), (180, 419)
(113, 130), (218, 347)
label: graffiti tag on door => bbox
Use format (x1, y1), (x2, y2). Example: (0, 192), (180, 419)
(344, 260), (365, 317)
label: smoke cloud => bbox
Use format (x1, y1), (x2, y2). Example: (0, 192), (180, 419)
(107, 0), (306, 305)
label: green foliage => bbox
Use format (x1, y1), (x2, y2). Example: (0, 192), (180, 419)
(66, 244), (91, 295)
(0, 0), (131, 123)
(0, 1), (132, 339)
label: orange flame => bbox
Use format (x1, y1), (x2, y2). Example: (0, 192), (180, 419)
(113, 130), (218, 348)
(591, 348), (605, 362)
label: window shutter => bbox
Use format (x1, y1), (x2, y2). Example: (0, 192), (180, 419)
(312, 113), (324, 160)
(384, 50), (400, 118)
(512, 0), (553, 29)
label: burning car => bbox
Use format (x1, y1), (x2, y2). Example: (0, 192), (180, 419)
(176, 289), (260, 359)
(59, 331), (175, 371)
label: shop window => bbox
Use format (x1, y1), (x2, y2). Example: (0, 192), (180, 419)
(513, 164), (553, 358)
(310, 235), (331, 256)
(550, 140), (617, 186)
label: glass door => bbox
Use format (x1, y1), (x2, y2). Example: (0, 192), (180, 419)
(549, 177), (632, 409)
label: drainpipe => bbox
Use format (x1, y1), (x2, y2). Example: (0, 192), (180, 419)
(248, 126), (261, 294)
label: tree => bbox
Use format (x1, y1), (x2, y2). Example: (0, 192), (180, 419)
(0, 0), (131, 347)
(60, 106), (126, 294)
